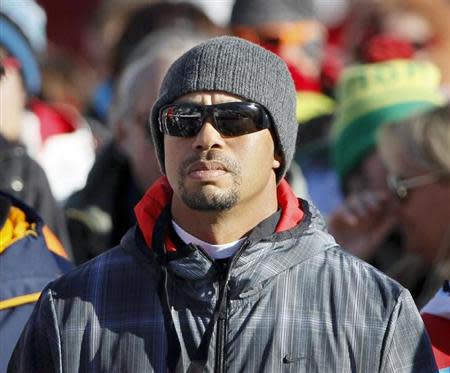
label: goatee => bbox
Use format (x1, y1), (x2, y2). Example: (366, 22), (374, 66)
(178, 151), (241, 211)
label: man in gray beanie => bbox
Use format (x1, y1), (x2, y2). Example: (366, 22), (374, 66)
(150, 35), (297, 183)
(9, 36), (437, 372)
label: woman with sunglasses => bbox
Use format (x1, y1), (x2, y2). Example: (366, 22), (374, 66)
(378, 103), (450, 372)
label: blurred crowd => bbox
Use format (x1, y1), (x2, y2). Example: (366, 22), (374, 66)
(1, 0), (449, 370)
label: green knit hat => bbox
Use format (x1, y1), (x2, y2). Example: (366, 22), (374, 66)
(332, 59), (445, 181)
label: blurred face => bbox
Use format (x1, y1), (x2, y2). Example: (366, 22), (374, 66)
(0, 48), (26, 141)
(117, 61), (168, 191)
(163, 92), (280, 212)
(234, 20), (326, 79)
(385, 157), (450, 262)
(123, 97), (159, 191)
(273, 21), (326, 79)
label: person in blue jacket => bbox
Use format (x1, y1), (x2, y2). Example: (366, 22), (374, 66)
(0, 192), (73, 371)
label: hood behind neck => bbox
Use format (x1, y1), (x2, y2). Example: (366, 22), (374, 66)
(134, 176), (304, 250)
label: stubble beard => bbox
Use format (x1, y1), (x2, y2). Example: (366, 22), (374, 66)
(178, 153), (242, 211)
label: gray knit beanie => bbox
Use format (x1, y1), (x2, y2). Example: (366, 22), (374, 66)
(230, 0), (315, 27)
(150, 36), (298, 182)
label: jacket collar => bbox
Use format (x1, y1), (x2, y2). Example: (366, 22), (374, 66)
(134, 176), (304, 250)
(128, 178), (335, 289)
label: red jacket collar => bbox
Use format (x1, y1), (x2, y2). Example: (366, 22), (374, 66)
(134, 176), (304, 249)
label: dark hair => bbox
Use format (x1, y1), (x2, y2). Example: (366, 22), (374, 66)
(111, 2), (224, 79)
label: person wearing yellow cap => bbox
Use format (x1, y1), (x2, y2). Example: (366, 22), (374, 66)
(328, 59), (446, 303)
(229, 0), (338, 202)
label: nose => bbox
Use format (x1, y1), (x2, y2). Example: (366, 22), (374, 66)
(191, 120), (224, 151)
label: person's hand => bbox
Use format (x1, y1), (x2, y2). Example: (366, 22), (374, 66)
(328, 190), (397, 260)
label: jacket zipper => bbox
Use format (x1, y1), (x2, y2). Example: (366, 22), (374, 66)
(214, 241), (251, 373)
(215, 278), (228, 373)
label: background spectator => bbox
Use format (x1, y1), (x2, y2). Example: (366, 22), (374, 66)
(0, 0), (96, 202)
(328, 59), (446, 304)
(87, 1), (224, 124)
(0, 192), (73, 370)
(377, 104), (450, 370)
(0, 36), (72, 253)
(378, 104), (450, 304)
(65, 28), (211, 264)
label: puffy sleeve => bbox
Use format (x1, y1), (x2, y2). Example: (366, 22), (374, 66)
(380, 289), (438, 373)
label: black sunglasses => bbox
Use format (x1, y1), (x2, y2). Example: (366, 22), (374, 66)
(158, 102), (272, 138)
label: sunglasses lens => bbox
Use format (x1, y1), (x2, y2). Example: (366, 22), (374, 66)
(160, 105), (202, 137)
(214, 103), (267, 136)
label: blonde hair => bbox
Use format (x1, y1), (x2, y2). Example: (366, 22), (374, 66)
(378, 103), (450, 175)
(378, 103), (450, 302)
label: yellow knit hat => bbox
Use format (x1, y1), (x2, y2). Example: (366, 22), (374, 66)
(332, 59), (445, 180)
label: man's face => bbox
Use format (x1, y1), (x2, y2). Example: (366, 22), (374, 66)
(163, 91), (280, 212)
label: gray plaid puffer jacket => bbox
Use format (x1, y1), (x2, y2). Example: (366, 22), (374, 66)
(8, 186), (437, 373)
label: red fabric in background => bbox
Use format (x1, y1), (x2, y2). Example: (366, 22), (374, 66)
(28, 99), (77, 142)
(422, 313), (450, 370)
(362, 34), (415, 63)
(260, 42), (321, 92)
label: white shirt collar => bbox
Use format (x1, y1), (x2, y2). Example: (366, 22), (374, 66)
(172, 220), (246, 260)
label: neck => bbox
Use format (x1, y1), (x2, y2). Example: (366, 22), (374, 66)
(171, 183), (278, 244)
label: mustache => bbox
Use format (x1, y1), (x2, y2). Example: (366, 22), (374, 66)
(180, 151), (240, 176)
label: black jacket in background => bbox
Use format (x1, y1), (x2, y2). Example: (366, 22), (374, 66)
(64, 141), (142, 264)
(0, 135), (72, 258)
